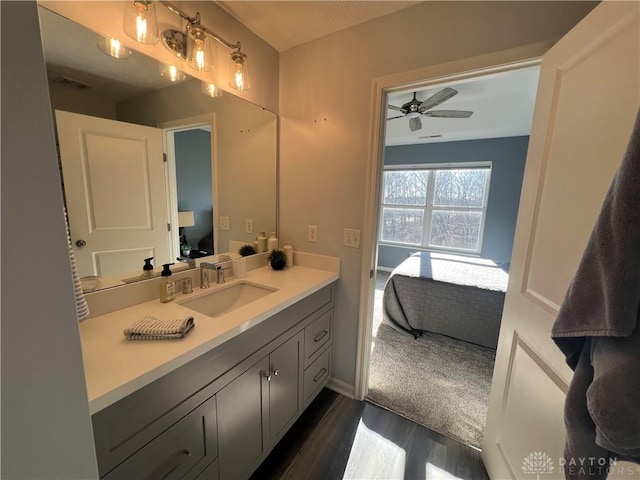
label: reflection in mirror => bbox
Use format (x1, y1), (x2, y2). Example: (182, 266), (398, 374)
(38, 7), (277, 292)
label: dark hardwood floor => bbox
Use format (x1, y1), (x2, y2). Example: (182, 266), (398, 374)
(251, 388), (489, 480)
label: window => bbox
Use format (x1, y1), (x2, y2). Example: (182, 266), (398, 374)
(379, 164), (491, 253)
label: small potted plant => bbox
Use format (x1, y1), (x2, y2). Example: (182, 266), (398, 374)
(268, 249), (286, 270)
(239, 244), (256, 257)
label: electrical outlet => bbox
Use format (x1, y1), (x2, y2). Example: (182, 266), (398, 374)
(308, 225), (318, 243)
(343, 228), (361, 248)
(219, 216), (230, 231)
(245, 219), (253, 234)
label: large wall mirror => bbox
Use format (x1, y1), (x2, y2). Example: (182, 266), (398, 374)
(38, 6), (277, 291)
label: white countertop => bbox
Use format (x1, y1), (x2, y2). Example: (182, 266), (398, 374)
(80, 262), (339, 414)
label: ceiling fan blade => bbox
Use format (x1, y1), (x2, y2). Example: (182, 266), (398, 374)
(419, 87), (458, 111)
(388, 104), (407, 113)
(409, 116), (422, 132)
(423, 110), (473, 118)
(387, 115), (405, 120)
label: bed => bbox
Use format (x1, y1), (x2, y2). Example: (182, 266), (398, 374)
(382, 252), (509, 349)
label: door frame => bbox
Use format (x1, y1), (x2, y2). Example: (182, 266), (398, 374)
(354, 41), (555, 401)
(159, 114), (218, 259)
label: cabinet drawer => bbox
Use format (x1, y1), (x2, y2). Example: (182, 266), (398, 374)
(304, 309), (332, 366)
(303, 347), (331, 407)
(194, 459), (219, 480)
(104, 396), (217, 480)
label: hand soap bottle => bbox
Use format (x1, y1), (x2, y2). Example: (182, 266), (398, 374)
(159, 263), (176, 303)
(140, 257), (155, 280)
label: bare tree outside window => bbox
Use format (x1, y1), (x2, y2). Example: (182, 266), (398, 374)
(379, 166), (490, 253)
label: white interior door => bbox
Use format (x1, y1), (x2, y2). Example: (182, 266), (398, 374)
(56, 110), (170, 278)
(482, 2), (639, 479)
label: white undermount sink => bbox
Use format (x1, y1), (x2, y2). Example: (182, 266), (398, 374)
(179, 281), (277, 317)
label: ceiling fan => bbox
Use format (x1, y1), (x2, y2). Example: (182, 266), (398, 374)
(387, 87), (473, 132)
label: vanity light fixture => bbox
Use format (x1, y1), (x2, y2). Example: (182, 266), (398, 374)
(159, 63), (186, 82)
(229, 49), (250, 91)
(97, 36), (132, 59)
(123, 1), (159, 45)
(123, 1), (251, 90)
(201, 81), (223, 98)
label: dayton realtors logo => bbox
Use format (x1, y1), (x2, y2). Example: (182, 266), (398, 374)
(521, 452), (554, 479)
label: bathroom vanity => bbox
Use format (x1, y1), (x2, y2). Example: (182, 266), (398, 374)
(81, 257), (339, 479)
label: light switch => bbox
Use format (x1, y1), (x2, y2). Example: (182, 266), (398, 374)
(219, 216), (230, 231)
(343, 228), (360, 248)
(308, 225), (318, 243)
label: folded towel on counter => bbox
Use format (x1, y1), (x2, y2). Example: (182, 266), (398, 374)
(123, 316), (194, 341)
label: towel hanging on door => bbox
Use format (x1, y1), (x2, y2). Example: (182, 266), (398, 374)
(552, 109), (640, 477)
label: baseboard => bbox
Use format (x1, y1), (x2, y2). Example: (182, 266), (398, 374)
(376, 266), (394, 273)
(326, 377), (355, 399)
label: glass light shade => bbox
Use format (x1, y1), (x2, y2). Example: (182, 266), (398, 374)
(123, 0), (159, 45)
(97, 37), (132, 59)
(201, 82), (223, 98)
(228, 51), (250, 91)
(186, 26), (214, 72)
(159, 64), (186, 82)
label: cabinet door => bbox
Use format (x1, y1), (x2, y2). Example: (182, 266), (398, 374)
(103, 395), (217, 480)
(217, 357), (269, 480)
(269, 331), (304, 442)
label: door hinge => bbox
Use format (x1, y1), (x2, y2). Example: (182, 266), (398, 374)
(163, 153), (167, 163)
(167, 223), (171, 232)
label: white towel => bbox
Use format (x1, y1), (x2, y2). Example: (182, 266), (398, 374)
(123, 316), (195, 341)
(64, 208), (90, 322)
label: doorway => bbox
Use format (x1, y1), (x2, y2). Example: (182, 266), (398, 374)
(360, 63), (540, 449)
(162, 115), (218, 261)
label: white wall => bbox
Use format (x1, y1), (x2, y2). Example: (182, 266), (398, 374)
(1, 2), (99, 478)
(278, 1), (597, 388)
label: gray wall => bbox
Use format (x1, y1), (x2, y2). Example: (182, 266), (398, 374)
(175, 129), (214, 253)
(378, 136), (529, 269)
(1, 2), (99, 478)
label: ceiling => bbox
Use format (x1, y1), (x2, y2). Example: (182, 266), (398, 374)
(216, 1), (422, 52)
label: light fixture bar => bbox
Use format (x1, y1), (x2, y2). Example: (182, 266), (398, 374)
(159, 0), (240, 50)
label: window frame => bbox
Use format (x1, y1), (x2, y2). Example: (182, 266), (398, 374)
(379, 162), (492, 255)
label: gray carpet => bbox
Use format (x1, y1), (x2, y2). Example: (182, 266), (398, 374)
(368, 272), (496, 449)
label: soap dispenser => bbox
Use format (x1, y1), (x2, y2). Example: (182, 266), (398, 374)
(140, 257), (155, 280)
(159, 263), (176, 303)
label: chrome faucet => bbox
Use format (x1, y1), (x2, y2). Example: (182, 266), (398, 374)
(200, 262), (228, 288)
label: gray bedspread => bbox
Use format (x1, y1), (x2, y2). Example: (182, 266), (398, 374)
(382, 252), (508, 349)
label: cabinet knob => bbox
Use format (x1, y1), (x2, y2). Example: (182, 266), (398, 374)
(262, 371), (272, 382)
(75, 239), (87, 248)
(272, 369), (279, 376)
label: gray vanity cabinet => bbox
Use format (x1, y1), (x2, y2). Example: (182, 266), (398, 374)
(92, 283), (334, 480)
(102, 395), (218, 480)
(217, 331), (303, 480)
(217, 357), (269, 480)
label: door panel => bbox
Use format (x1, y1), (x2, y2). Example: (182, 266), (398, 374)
(217, 357), (269, 480)
(56, 110), (169, 278)
(482, 2), (639, 478)
(269, 332), (303, 442)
